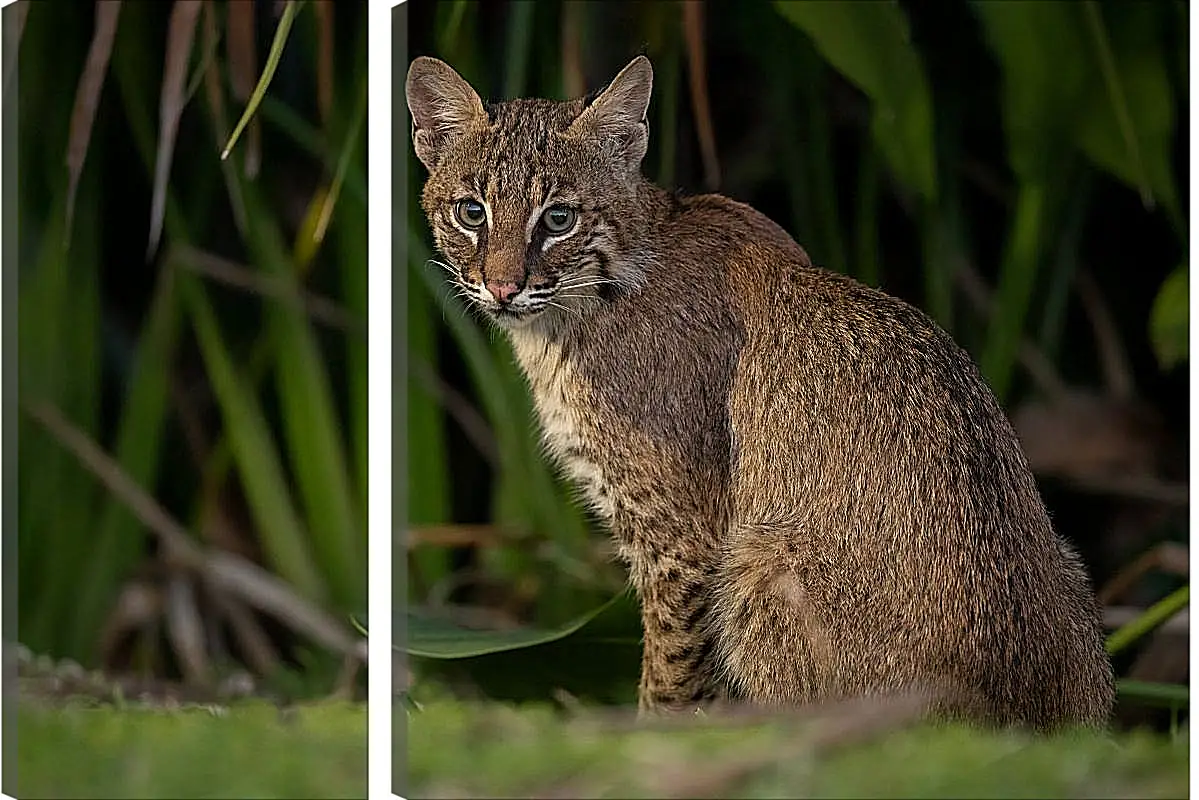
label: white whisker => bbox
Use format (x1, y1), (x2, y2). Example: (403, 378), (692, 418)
(546, 301), (582, 319)
(557, 275), (619, 289)
(556, 280), (617, 292)
(426, 258), (461, 277)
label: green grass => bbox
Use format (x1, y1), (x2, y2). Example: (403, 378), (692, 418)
(402, 701), (1188, 799)
(16, 700), (366, 799)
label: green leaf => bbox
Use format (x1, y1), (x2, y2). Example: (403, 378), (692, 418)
(1149, 266), (1187, 370)
(1076, 2), (1180, 229)
(774, 0), (937, 202)
(972, 0), (1090, 182)
(974, 1), (1180, 232)
(405, 593), (626, 659)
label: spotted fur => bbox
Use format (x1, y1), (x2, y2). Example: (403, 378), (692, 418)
(406, 55), (1115, 730)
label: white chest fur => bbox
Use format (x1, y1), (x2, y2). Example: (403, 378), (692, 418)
(508, 331), (617, 520)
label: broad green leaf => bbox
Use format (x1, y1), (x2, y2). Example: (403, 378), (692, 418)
(405, 593), (626, 659)
(1149, 266), (1187, 370)
(775, 0), (937, 202)
(975, 0), (1180, 231)
(972, 0), (1089, 182)
(1076, 2), (1179, 229)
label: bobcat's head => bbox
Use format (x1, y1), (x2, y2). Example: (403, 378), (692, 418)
(406, 56), (654, 329)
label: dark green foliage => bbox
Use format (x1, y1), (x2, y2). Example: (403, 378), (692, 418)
(16, 1), (368, 697)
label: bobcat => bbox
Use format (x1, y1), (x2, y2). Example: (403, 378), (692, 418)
(406, 54), (1115, 730)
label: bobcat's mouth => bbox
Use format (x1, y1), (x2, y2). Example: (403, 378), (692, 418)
(493, 304), (533, 320)
(470, 278), (564, 326)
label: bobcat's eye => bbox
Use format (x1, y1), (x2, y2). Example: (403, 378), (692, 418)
(541, 206), (576, 234)
(454, 199), (487, 229)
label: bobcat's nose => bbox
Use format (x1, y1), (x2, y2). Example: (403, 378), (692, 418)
(485, 280), (522, 304)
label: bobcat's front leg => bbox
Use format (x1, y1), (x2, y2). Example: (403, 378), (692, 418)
(635, 558), (725, 715)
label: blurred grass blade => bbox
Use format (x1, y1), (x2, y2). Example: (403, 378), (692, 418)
(681, 0), (719, 190)
(1076, 2), (1181, 232)
(201, 0), (248, 234)
(225, 0), (261, 177)
(1149, 266), (1187, 370)
(501, 0), (534, 98)
(258, 95), (367, 206)
(64, 0), (121, 243)
(314, 0), (334, 124)
(18, 185), (102, 658)
(294, 76), (366, 270)
(406, 594), (624, 659)
(240, 179), (364, 611)
(1117, 679), (1189, 708)
(405, 252), (452, 589)
(337, 197), (369, 525)
(560, 0), (585, 98)
(1082, 1), (1149, 206)
(148, 0), (202, 258)
(971, 0), (1086, 182)
(775, 0), (937, 203)
(979, 182), (1047, 402)
(69, 264), (183, 658)
(226, 0), (256, 104)
(222, 0), (303, 161)
(182, 275), (328, 605)
(1107, 584), (1189, 656)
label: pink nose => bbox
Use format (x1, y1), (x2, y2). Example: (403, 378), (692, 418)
(485, 280), (521, 304)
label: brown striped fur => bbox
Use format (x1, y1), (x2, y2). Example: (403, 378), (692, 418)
(406, 55), (1114, 730)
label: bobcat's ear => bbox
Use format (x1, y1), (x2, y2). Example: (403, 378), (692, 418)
(406, 56), (488, 170)
(568, 56), (653, 170)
